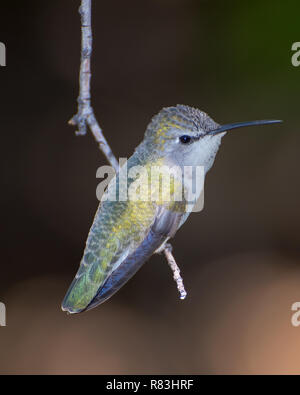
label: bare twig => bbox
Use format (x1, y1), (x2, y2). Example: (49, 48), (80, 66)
(71, 0), (187, 300)
(163, 244), (187, 300)
(69, 0), (119, 171)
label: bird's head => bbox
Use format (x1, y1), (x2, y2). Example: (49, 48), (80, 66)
(143, 104), (281, 173)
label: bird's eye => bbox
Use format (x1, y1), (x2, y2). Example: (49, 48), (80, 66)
(179, 135), (192, 144)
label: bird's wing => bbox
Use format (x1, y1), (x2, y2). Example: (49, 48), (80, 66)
(62, 202), (183, 314)
(85, 206), (182, 311)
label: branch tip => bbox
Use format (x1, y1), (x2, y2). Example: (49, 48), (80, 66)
(163, 244), (187, 300)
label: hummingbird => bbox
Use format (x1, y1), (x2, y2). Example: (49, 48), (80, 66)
(62, 104), (281, 314)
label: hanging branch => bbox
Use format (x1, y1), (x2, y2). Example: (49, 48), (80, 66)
(71, 0), (187, 300)
(69, 0), (118, 171)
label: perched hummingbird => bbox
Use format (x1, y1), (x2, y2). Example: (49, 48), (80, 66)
(62, 105), (281, 314)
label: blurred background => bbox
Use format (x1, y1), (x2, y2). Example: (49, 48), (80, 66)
(1, 0), (300, 374)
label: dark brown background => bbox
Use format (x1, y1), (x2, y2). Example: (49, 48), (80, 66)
(1, 0), (300, 374)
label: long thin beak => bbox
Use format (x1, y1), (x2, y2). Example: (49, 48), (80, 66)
(208, 119), (282, 136)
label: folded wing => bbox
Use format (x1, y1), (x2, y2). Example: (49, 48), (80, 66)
(62, 202), (182, 314)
